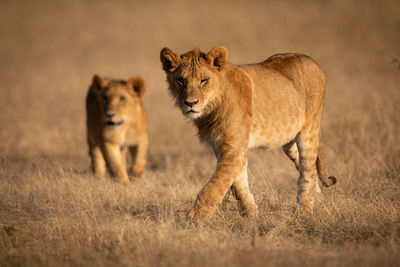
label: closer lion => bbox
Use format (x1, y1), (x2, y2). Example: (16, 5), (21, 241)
(86, 75), (148, 184)
(160, 46), (336, 222)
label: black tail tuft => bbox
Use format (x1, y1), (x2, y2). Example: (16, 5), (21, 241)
(328, 176), (337, 185)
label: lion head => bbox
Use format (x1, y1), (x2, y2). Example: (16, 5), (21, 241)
(91, 75), (146, 129)
(160, 46), (228, 119)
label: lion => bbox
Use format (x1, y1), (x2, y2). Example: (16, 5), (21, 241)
(160, 46), (336, 222)
(86, 75), (148, 184)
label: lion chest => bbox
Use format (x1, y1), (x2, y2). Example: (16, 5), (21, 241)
(102, 126), (143, 146)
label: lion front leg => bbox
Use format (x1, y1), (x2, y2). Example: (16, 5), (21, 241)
(187, 153), (247, 222)
(104, 142), (129, 185)
(88, 141), (107, 179)
(230, 162), (258, 218)
(130, 136), (148, 178)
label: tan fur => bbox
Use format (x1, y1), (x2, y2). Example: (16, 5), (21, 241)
(160, 47), (336, 222)
(86, 75), (148, 184)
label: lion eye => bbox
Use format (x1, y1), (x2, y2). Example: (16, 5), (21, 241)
(176, 77), (185, 86)
(119, 96), (126, 103)
(102, 96), (108, 103)
(200, 78), (209, 86)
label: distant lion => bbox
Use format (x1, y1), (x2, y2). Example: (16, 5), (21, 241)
(160, 46), (336, 222)
(86, 75), (148, 184)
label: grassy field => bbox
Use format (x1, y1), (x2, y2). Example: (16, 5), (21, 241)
(1, 0), (399, 266)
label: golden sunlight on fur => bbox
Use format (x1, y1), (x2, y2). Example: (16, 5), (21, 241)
(86, 75), (148, 184)
(161, 47), (336, 222)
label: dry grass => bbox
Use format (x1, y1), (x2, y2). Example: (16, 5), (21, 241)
(1, 0), (400, 266)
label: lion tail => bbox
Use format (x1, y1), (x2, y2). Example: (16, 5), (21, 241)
(316, 145), (336, 187)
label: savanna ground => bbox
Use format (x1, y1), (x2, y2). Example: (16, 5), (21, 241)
(1, 0), (399, 266)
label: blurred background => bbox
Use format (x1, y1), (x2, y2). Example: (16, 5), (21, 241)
(1, 0), (398, 169)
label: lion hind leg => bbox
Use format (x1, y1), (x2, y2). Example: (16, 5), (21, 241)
(283, 140), (321, 193)
(283, 140), (300, 171)
(296, 127), (320, 211)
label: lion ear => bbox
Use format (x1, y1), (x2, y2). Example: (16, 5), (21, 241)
(92, 74), (108, 92)
(206, 46), (228, 70)
(128, 77), (146, 97)
(160, 47), (181, 72)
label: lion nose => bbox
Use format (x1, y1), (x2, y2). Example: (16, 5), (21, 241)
(184, 99), (199, 107)
(105, 112), (115, 118)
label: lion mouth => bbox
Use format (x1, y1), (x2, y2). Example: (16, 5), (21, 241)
(182, 109), (201, 118)
(105, 120), (124, 127)
(183, 109), (200, 116)
(184, 110), (199, 114)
